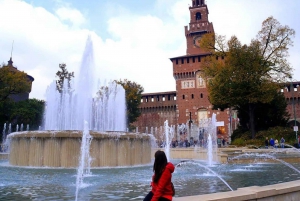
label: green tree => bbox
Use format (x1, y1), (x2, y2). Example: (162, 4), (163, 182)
(237, 92), (289, 131)
(56, 63), (74, 93)
(10, 99), (45, 130)
(115, 79), (144, 129)
(200, 16), (295, 138)
(0, 65), (31, 102)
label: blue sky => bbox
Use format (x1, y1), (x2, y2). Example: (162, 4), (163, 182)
(0, 0), (299, 100)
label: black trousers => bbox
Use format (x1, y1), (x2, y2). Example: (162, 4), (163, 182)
(143, 191), (171, 201)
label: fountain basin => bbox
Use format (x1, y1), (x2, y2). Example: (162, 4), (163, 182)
(7, 131), (151, 167)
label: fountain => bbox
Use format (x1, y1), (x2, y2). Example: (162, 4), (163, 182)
(7, 36), (152, 168)
(2, 37), (300, 200)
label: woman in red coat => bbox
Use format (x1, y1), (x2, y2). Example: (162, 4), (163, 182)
(143, 150), (175, 201)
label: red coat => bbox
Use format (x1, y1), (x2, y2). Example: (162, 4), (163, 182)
(151, 162), (175, 201)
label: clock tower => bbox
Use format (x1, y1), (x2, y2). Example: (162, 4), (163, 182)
(170, 0), (228, 139)
(185, 0), (214, 55)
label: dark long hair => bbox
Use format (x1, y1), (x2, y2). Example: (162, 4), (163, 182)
(153, 150), (168, 183)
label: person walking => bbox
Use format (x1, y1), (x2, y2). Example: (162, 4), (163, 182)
(280, 137), (285, 148)
(143, 150), (175, 201)
(265, 137), (269, 149)
(275, 139), (279, 148)
(269, 138), (275, 147)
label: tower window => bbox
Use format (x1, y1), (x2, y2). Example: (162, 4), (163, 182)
(193, 57), (195, 63)
(200, 93), (203, 98)
(198, 56), (201, 62)
(192, 94), (194, 99)
(196, 12), (201, 20)
(187, 58), (189, 63)
(182, 95), (185, 99)
(181, 58), (184, 64)
(196, 0), (200, 6)
(176, 59), (178, 64)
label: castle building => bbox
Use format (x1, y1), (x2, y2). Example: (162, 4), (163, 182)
(134, 0), (300, 141)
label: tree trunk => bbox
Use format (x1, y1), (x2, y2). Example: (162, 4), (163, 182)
(249, 103), (256, 139)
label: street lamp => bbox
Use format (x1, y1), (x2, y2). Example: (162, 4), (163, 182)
(290, 79), (298, 142)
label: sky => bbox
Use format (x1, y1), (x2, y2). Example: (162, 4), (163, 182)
(0, 0), (299, 100)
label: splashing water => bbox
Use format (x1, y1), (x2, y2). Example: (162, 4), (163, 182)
(43, 37), (126, 132)
(2, 123), (6, 144)
(75, 121), (93, 201)
(176, 160), (233, 191)
(230, 153), (300, 174)
(164, 120), (175, 161)
(207, 134), (213, 166)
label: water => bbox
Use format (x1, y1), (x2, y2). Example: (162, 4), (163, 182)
(207, 134), (213, 166)
(75, 121), (93, 201)
(176, 160), (233, 191)
(1, 159), (300, 200)
(40, 35), (127, 199)
(43, 36), (126, 132)
(230, 153), (300, 174)
(164, 120), (175, 161)
(1, 123), (6, 143)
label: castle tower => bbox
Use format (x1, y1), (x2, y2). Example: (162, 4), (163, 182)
(170, 0), (228, 140)
(186, 0), (214, 55)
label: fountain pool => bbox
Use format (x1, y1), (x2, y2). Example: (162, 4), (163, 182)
(1, 158), (300, 201)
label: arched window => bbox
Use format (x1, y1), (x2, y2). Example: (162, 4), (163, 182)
(196, 12), (201, 20)
(192, 94), (194, 99)
(196, 0), (199, 6)
(182, 95), (185, 99)
(200, 93), (203, 98)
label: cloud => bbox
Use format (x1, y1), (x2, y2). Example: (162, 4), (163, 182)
(55, 7), (86, 27)
(0, 0), (92, 99)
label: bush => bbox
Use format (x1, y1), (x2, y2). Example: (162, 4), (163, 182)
(231, 126), (296, 147)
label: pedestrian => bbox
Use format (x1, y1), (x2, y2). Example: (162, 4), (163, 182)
(269, 138), (274, 147)
(143, 150), (175, 201)
(222, 138), (225, 147)
(265, 137), (269, 149)
(280, 137), (285, 148)
(275, 139), (279, 148)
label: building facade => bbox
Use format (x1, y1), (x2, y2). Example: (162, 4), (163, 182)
(133, 0), (300, 142)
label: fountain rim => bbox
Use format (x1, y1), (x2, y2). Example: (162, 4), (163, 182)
(7, 130), (152, 139)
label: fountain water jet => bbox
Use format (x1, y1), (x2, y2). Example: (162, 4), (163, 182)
(7, 36), (152, 168)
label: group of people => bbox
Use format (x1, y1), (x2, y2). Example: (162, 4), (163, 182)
(265, 137), (285, 148)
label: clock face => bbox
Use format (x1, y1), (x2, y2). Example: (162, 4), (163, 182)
(193, 35), (202, 47)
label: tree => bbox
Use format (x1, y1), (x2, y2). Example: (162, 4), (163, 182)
(200, 16), (295, 138)
(115, 79), (144, 129)
(237, 92), (289, 131)
(0, 65), (31, 102)
(56, 63), (74, 93)
(9, 99), (45, 130)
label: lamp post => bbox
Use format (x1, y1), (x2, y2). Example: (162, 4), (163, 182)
(290, 80), (298, 142)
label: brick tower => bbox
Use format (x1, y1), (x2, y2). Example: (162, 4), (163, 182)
(170, 0), (229, 139)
